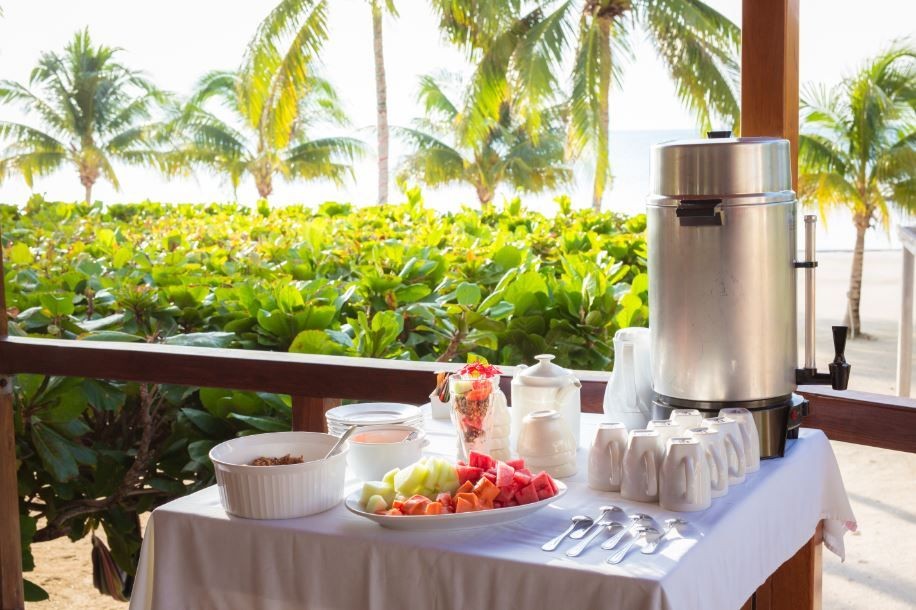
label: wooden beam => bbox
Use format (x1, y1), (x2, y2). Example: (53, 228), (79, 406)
(741, 0), (800, 190)
(0, 228), (24, 609)
(801, 388), (916, 452)
(291, 396), (341, 433)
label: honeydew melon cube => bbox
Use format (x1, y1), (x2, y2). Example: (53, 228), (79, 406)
(452, 379), (473, 394)
(360, 481), (395, 507)
(437, 462), (460, 493)
(365, 494), (388, 514)
(394, 463), (428, 496)
(423, 458), (443, 489)
(382, 468), (399, 486)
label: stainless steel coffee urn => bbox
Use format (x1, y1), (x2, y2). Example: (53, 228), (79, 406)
(647, 134), (851, 458)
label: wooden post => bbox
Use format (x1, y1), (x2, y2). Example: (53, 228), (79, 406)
(291, 396), (341, 433)
(896, 228), (915, 397)
(741, 0), (800, 191)
(0, 224), (24, 609)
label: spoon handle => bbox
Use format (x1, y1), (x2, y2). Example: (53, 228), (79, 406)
(542, 523), (577, 551)
(601, 523), (632, 550)
(324, 425), (356, 460)
(566, 523), (605, 557)
(606, 534), (640, 564)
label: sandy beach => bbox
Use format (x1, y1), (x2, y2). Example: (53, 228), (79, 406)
(23, 250), (916, 609)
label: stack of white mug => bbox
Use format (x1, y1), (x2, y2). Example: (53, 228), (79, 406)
(588, 408), (761, 512)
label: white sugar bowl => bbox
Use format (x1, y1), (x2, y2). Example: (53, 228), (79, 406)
(517, 410), (577, 478)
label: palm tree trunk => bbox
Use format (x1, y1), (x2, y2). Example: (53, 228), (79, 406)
(475, 183), (493, 207)
(372, 1), (389, 205)
(84, 182), (93, 204)
(256, 173), (273, 201)
(591, 17), (612, 212)
(844, 211), (869, 337)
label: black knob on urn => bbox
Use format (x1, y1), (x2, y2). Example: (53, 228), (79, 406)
(829, 325), (851, 390)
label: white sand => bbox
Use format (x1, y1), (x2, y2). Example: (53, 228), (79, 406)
(24, 250), (916, 608)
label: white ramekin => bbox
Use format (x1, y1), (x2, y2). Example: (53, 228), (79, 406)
(209, 431), (348, 519)
(347, 424), (428, 482)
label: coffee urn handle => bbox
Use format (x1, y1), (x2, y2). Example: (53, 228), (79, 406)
(829, 325), (851, 390)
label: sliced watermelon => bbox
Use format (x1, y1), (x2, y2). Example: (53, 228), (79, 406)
(496, 485), (515, 504)
(482, 471), (497, 484)
(495, 461), (515, 488)
(436, 492), (453, 507)
(457, 465), (483, 485)
(506, 458), (526, 470)
(515, 482), (539, 505)
(517, 468), (532, 477)
(468, 450), (496, 470)
(531, 471), (553, 492)
(536, 486), (554, 501)
(512, 470), (532, 487)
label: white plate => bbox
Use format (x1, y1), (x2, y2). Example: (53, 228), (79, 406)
(326, 402), (422, 426)
(344, 481), (567, 530)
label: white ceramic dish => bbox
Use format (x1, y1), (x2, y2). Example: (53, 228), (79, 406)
(328, 415), (423, 437)
(348, 424), (429, 481)
(326, 402), (421, 425)
(344, 481), (568, 530)
(209, 432), (348, 520)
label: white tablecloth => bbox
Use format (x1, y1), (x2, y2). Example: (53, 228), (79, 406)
(129, 411), (856, 610)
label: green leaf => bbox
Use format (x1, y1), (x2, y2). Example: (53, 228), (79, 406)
(493, 245), (522, 270)
(276, 285), (305, 313)
(9, 243), (34, 264)
(77, 313), (125, 332)
(228, 413), (289, 432)
(289, 329), (348, 355)
(79, 331), (144, 342)
(188, 439), (217, 463)
(24, 579), (49, 602)
(456, 282), (482, 307)
(181, 406), (230, 435)
(31, 423), (79, 482)
(394, 284), (432, 304)
(165, 332), (235, 348)
(39, 293), (75, 317)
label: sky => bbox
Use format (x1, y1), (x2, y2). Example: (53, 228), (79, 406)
(0, 0), (913, 247)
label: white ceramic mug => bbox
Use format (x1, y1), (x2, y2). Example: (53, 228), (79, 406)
(517, 410), (577, 478)
(686, 427), (728, 498)
(703, 417), (746, 484)
(659, 437), (712, 512)
(588, 422), (628, 491)
(647, 419), (681, 461)
(669, 409), (704, 433)
(621, 429), (659, 503)
(347, 425), (428, 482)
(719, 407), (761, 473)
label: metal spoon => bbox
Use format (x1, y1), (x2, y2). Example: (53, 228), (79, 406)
(642, 518), (688, 555)
(569, 505), (621, 539)
(566, 519), (614, 557)
(602, 513), (653, 550)
(607, 526), (653, 564)
(542, 515), (592, 551)
(323, 425), (356, 460)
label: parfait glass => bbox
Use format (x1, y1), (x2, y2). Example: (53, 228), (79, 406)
(449, 375), (500, 461)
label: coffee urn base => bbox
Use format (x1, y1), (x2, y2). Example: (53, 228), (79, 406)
(651, 393), (808, 458)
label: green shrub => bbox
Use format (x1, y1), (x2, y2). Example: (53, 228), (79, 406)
(1, 195), (646, 599)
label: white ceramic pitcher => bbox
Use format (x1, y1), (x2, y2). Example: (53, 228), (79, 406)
(511, 355), (581, 447)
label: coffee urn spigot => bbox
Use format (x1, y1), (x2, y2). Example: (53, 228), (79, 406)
(795, 215), (852, 390)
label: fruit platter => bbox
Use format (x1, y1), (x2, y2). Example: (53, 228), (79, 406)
(345, 451), (566, 530)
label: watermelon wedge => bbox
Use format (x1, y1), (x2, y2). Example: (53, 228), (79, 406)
(515, 482), (539, 505)
(495, 461), (515, 488)
(457, 465), (484, 485)
(468, 451), (496, 470)
(506, 458), (526, 470)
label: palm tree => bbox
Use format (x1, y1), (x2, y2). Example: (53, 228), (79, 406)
(173, 57), (363, 200)
(431, 0), (740, 211)
(0, 29), (168, 202)
(371, 0), (397, 204)
(397, 73), (571, 206)
(799, 42), (916, 337)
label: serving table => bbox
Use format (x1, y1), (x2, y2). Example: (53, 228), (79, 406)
(129, 410), (855, 610)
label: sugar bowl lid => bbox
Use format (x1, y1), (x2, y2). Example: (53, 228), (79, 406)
(650, 132), (793, 200)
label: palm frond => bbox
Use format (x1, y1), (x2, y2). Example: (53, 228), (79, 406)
(284, 136), (364, 184)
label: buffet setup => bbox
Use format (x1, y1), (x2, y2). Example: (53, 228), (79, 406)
(128, 136), (858, 610)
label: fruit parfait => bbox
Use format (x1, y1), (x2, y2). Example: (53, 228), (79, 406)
(449, 362), (509, 461)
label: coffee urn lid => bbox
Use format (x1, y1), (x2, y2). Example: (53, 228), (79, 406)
(650, 134), (793, 199)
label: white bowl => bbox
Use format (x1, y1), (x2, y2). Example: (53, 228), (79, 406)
(348, 424), (428, 481)
(209, 432), (348, 519)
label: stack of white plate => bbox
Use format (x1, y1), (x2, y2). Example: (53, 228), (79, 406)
(325, 402), (424, 437)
